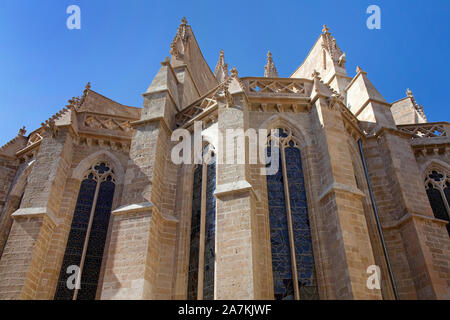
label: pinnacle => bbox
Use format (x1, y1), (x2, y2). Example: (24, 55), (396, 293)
(264, 51), (278, 78)
(406, 88), (413, 97)
(230, 67), (238, 78)
(215, 50), (229, 83)
(18, 126), (26, 136)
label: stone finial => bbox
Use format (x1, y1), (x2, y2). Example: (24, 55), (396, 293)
(311, 70), (320, 78)
(18, 126), (26, 136)
(230, 66), (239, 78)
(406, 88), (413, 97)
(322, 24), (330, 34)
(338, 52), (346, 67)
(85, 82), (91, 90)
(181, 17), (188, 26)
(264, 51), (279, 78)
(214, 49), (229, 83)
(356, 66), (364, 73)
(161, 56), (171, 66)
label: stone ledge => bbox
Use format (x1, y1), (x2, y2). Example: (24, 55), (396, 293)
(382, 212), (449, 230)
(214, 180), (255, 199)
(12, 207), (60, 226)
(112, 202), (154, 216)
(318, 182), (365, 201)
(112, 202), (179, 223)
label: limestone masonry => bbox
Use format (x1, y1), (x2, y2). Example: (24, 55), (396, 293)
(0, 18), (448, 300)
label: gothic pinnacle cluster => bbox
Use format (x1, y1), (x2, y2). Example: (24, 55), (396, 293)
(214, 50), (229, 83)
(264, 51), (279, 78)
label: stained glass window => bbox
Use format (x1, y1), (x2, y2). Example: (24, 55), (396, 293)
(267, 146), (294, 300)
(203, 155), (216, 300)
(266, 128), (319, 300)
(285, 145), (319, 300)
(54, 162), (116, 300)
(425, 170), (450, 236)
(187, 164), (202, 300)
(187, 146), (216, 300)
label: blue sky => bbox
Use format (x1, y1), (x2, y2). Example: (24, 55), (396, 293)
(0, 0), (449, 145)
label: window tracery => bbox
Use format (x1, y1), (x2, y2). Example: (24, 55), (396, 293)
(55, 161), (116, 300)
(266, 128), (319, 300)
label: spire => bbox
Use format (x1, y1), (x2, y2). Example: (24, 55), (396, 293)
(264, 51), (279, 78)
(214, 49), (229, 83)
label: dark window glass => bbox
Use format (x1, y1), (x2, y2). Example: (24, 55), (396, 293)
(285, 147), (319, 300)
(427, 184), (448, 221)
(426, 182), (450, 236)
(54, 177), (97, 300)
(203, 155), (216, 300)
(187, 165), (203, 300)
(445, 182), (450, 235)
(55, 165), (116, 301)
(77, 180), (115, 300)
(266, 146), (294, 300)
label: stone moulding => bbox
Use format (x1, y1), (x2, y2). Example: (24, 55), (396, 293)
(318, 182), (365, 201)
(112, 202), (179, 223)
(11, 206), (61, 226)
(382, 211), (449, 230)
(112, 202), (154, 216)
(214, 179), (258, 200)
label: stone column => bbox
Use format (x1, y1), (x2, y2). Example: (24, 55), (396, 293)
(364, 131), (450, 299)
(346, 67), (450, 299)
(101, 60), (180, 300)
(214, 81), (262, 299)
(0, 127), (73, 299)
(310, 83), (381, 299)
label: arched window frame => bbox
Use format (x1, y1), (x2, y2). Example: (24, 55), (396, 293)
(424, 166), (450, 235)
(265, 127), (318, 300)
(188, 144), (217, 300)
(55, 161), (116, 300)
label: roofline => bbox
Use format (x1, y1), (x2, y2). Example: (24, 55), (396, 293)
(186, 25), (218, 85)
(289, 34), (323, 78)
(87, 89), (141, 110)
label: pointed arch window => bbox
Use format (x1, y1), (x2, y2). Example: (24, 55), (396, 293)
(424, 169), (450, 236)
(266, 128), (319, 300)
(55, 162), (116, 300)
(187, 145), (216, 300)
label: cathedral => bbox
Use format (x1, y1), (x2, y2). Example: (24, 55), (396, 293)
(0, 18), (448, 300)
